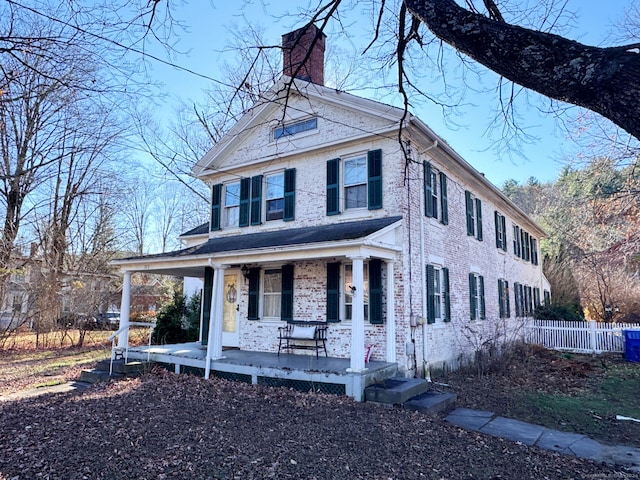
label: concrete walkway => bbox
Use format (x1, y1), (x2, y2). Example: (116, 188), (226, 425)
(446, 408), (640, 473)
(0, 381), (91, 402)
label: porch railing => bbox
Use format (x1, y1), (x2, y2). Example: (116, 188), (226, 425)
(524, 319), (640, 354)
(108, 322), (155, 375)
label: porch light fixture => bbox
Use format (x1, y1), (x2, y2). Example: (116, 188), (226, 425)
(241, 264), (250, 281)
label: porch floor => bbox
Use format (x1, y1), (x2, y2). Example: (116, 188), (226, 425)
(125, 343), (398, 401)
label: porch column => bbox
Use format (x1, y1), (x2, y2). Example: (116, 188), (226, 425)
(348, 255), (366, 372)
(385, 261), (396, 363)
(205, 263), (227, 379)
(117, 271), (132, 349)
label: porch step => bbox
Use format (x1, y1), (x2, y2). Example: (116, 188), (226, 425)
(364, 377), (429, 404)
(79, 369), (123, 384)
(96, 359), (155, 375)
(404, 391), (457, 414)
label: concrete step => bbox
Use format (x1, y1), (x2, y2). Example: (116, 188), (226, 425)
(404, 391), (457, 414)
(364, 377), (430, 404)
(80, 369), (123, 384)
(95, 359), (155, 375)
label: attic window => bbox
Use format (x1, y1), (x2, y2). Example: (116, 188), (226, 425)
(273, 118), (317, 140)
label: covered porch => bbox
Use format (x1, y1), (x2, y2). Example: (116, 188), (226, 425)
(126, 342), (398, 401)
(111, 217), (405, 400)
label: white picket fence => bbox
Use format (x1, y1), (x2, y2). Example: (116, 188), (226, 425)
(524, 319), (640, 354)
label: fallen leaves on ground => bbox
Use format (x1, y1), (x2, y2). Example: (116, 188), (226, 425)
(0, 368), (633, 480)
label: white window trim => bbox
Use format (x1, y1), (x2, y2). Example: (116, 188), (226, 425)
(260, 267), (282, 321)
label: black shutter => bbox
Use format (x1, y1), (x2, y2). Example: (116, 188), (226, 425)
(494, 211), (501, 249)
(443, 267), (451, 322)
(239, 177), (250, 227)
(326, 159), (340, 216)
(514, 282), (521, 317)
(201, 267), (214, 345)
(479, 275), (486, 319)
(326, 262), (341, 322)
(250, 175), (263, 226)
(465, 191), (474, 236)
(247, 268), (260, 320)
(426, 264), (435, 324)
(369, 259), (383, 324)
(210, 184), (222, 232)
(367, 149), (382, 210)
(475, 198), (483, 241)
(531, 237), (538, 265)
(498, 279), (505, 319)
(424, 161), (433, 218)
(281, 264), (294, 322)
(505, 281), (510, 317)
(501, 214), (507, 251)
(534, 287), (540, 308)
(469, 273), (477, 320)
(283, 168), (296, 221)
(439, 172), (448, 225)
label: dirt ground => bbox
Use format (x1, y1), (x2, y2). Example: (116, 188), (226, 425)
(0, 365), (636, 479)
(436, 344), (640, 449)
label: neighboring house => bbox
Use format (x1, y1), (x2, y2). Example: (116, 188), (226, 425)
(112, 25), (549, 388)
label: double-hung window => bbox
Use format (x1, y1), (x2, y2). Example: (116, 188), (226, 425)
(344, 263), (369, 321)
(494, 211), (507, 251)
(426, 265), (450, 323)
(224, 182), (241, 227)
(469, 272), (486, 320)
(262, 269), (282, 319)
(344, 156), (368, 209)
(465, 191), (483, 240)
(423, 161), (449, 224)
(326, 150), (382, 215)
(498, 279), (510, 318)
(265, 173), (284, 221)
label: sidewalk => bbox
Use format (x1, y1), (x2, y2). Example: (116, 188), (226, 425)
(446, 407), (640, 473)
(0, 381), (91, 402)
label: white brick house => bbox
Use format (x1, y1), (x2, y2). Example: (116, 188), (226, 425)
(113, 24), (549, 382)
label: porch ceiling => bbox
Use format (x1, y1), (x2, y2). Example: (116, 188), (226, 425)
(112, 216), (403, 276)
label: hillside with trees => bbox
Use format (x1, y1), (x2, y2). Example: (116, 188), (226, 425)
(502, 158), (640, 322)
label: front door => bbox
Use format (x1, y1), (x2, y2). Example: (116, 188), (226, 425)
(222, 273), (240, 347)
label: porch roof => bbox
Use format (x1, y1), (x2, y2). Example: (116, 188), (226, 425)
(112, 216), (403, 276)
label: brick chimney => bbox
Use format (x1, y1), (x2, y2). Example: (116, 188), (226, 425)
(282, 24), (326, 86)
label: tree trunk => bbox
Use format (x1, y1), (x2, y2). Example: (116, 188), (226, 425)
(405, 0), (640, 140)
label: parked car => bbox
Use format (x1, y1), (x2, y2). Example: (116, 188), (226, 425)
(96, 311), (120, 329)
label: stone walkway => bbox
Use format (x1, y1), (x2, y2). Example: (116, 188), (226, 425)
(446, 407), (640, 473)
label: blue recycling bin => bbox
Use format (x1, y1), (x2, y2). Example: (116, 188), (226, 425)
(623, 330), (640, 362)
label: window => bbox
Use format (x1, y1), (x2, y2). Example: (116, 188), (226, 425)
(424, 162), (449, 224)
(543, 290), (551, 305)
(273, 118), (317, 140)
(469, 273), (485, 320)
(426, 265), (450, 323)
(514, 282), (526, 317)
(344, 263), (369, 321)
(533, 287), (541, 309)
(465, 191), (483, 240)
(224, 182), (241, 227)
(262, 269), (282, 319)
(513, 223), (538, 264)
(494, 211), (507, 251)
(12, 294), (22, 313)
(326, 150), (382, 215)
(498, 279), (510, 319)
(344, 156), (368, 209)
(513, 225), (521, 257)
(265, 173), (284, 221)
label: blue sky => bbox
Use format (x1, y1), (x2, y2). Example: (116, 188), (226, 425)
(145, 1), (632, 188)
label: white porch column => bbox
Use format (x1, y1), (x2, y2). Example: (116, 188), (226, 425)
(117, 271), (132, 349)
(205, 263), (227, 379)
(385, 261), (396, 363)
(348, 256), (366, 372)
